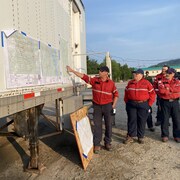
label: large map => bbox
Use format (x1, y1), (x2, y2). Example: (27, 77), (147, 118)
(4, 30), (64, 88)
(40, 42), (62, 84)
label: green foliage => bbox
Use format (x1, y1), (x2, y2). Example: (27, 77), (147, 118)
(120, 64), (134, 81)
(86, 56), (134, 82)
(111, 60), (121, 82)
(87, 56), (99, 74)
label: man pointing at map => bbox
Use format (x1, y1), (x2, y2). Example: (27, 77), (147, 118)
(66, 65), (119, 154)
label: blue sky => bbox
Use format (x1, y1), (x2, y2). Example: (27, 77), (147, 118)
(83, 0), (180, 68)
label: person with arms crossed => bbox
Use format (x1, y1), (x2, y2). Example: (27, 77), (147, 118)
(124, 69), (156, 144)
(66, 65), (119, 153)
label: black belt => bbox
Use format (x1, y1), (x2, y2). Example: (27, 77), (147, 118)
(162, 98), (179, 102)
(130, 100), (147, 103)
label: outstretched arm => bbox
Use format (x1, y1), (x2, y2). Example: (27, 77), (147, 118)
(66, 66), (84, 78)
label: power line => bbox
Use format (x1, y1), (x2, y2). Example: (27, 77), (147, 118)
(86, 49), (106, 62)
(85, 48), (176, 66)
(111, 55), (170, 62)
(86, 48), (105, 58)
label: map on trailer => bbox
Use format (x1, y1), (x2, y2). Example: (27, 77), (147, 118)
(3, 30), (63, 88)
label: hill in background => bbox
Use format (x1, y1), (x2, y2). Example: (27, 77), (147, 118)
(150, 58), (180, 67)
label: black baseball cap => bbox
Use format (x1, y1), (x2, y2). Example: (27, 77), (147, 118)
(97, 66), (109, 72)
(132, 69), (144, 75)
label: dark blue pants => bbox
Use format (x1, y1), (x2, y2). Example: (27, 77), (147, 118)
(160, 99), (180, 138)
(147, 107), (153, 128)
(126, 101), (149, 138)
(156, 96), (163, 123)
(93, 102), (112, 146)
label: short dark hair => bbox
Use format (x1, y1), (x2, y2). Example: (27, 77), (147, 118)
(163, 65), (170, 69)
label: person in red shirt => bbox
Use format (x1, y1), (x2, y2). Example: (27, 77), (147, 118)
(153, 65), (169, 126)
(157, 68), (180, 143)
(66, 65), (119, 153)
(124, 69), (156, 144)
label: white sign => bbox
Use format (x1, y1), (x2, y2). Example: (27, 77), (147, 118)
(77, 116), (93, 157)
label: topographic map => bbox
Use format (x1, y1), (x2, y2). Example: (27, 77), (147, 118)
(4, 30), (63, 88)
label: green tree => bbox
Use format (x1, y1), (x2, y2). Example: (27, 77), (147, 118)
(87, 56), (99, 74)
(86, 56), (134, 81)
(120, 64), (134, 81)
(111, 60), (121, 82)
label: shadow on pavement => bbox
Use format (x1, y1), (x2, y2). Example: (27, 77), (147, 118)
(38, 120), (82, 169)
(7, 137), (29, 170)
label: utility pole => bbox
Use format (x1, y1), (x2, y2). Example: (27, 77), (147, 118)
(105, 52), (112, 79)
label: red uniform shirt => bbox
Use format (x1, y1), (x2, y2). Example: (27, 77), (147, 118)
(124, 78), (156, 106)
(158, 78), (180, 100)
(82, 74), (119, 105)
(153, 73), (166, 95)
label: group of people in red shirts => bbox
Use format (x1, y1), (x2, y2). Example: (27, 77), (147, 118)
(67, 65), (180, 154)
(124, 65), (180, 144)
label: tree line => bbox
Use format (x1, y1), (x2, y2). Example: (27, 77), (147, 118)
(87, 56), (134, 82)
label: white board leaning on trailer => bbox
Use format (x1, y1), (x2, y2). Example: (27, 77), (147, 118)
(76, 116), (93, 157)
(70, 107), (94, 170)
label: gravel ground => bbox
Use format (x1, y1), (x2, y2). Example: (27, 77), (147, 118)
(0, 82), (180, 180)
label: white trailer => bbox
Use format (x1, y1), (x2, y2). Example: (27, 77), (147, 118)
(0, 0), (87, 172)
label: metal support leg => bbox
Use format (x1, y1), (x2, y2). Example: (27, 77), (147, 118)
(26, 106), (45, 173)
(55, 99), (61, 131)
(60, 99), (64, 131)
(14, 110), (29, 138)
(55, 99), (63, 131)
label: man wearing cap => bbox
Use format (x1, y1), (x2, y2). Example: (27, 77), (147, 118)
(124, 69), (156, 144)
(157, 68), (180, 143)
(145, 71), (153, 84)
(153, 65), (169, 126)
(66, 65), (119, 153)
